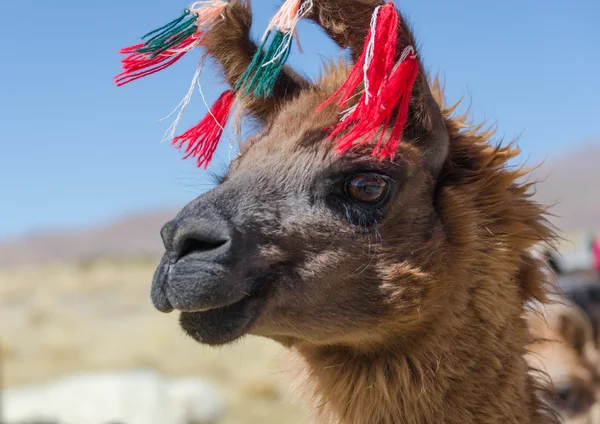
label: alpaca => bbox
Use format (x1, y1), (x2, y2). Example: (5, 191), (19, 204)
(526, 299), (600, 423)
(149, 1), (558, 422)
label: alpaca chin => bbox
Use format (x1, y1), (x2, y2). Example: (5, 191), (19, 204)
(178, 294), (266, 346)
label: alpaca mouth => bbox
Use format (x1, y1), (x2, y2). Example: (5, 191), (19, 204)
(151, 254), (272, 346)
(178, 284), (268, 346)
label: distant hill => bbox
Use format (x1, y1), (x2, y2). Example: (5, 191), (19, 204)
(0, 209), (177, 267)
(0, 142), (598, 267)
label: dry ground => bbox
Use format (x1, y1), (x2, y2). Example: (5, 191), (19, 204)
(0, 259), (309, 424)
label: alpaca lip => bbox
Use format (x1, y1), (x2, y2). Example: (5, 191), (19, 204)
(179, 290), (267, 346)
(176, 294), (251, 313)
(151, 253), (257, 315)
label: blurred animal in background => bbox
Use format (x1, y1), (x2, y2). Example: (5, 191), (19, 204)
(526, 299), (600, 424)
(3, 370), (223, 424)
(526, 248), (600, 422)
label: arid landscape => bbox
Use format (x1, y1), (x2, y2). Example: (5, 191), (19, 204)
(0, 260), (308, 423)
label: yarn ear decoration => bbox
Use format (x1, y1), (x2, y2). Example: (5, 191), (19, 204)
(115, 1), (228, 87)
(317, 2), (419, 161)
(236, 0), (313, 98)
(171, 90), (236, 169)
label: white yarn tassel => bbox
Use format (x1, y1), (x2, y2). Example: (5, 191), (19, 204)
(363, 5), (382, 105)
(261, 0), (314, 67)
(189, 0), (230, 27)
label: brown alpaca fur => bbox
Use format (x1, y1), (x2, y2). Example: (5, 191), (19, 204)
(152, 1), (560, 423)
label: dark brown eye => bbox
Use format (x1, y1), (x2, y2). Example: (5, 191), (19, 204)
(344, 174), (389, 205)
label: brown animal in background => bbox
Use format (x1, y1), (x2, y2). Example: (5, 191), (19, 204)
(526, 300), (600, 424)
(151, 1), (558, 422)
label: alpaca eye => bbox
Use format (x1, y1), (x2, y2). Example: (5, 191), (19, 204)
(344, 174), (389, 205)
(554, 385), (595, 415)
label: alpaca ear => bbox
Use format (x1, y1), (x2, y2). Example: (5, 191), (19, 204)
(557, 307), (592, 355)
(308, 0), (449, 175)
(202, 0), (310, 123)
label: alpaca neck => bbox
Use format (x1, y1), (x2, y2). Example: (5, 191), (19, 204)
(294, 274), (553, 424)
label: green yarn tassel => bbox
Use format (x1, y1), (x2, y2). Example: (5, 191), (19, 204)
(137, 9), (199, 58)
(236, 31), (292, 98)
(237, 36), (269, 94)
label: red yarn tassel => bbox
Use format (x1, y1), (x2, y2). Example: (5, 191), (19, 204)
(318, 4), (398, 115)
(334, 49), (418, 159)
(115, 33), (202, 87)
(172, 90), (236, 169)
(316, 53), (365, 114)
(379, 57), (419, 159)
(317, 2), (419, 161)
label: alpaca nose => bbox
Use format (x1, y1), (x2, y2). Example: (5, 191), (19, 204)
(152, 211), (246, 315)
(161, 216), (232, 263)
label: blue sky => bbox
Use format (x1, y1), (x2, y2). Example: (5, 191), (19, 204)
(1, 0), (598, 239)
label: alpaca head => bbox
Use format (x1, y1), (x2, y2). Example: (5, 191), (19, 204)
(151, 0), (548, 349)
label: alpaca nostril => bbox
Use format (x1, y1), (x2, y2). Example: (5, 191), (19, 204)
(178, 236), (228, 259)
(169, 217), (232, 263)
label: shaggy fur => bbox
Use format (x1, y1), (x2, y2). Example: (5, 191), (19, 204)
(154, 1), (560, 423)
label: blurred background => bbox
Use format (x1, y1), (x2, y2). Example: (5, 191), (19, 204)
(0, 0), (599, 423)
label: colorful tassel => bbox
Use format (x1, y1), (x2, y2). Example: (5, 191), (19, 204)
(172, 90), (236, 169)
(115, 1), (228, 87)
(236, 0), (313, 97)
(317, 2), (419, 161)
